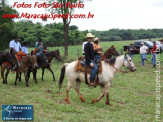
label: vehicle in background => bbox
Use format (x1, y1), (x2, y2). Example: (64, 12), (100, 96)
(155, 41), (163, 53)
(123, 40), (162, 54)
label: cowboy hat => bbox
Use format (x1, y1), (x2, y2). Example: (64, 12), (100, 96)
(141, 42), (144, 45)
(94, 37), (100, 42)
(85, 33), (95, 38)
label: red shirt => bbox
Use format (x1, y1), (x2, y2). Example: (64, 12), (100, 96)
(152, 44), (157, 53)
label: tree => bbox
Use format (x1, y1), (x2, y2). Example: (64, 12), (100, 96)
(0, 0), (18, 50)
(47, 0), (88, 57)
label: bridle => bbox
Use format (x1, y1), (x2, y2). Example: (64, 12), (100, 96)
(109, 55), (135, 73)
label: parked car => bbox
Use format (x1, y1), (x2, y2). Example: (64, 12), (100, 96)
(123, 41), (155, 54)
(155, 41), (163, 53)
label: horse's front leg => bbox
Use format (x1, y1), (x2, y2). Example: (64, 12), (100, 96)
(33, 69), (38, 83)
(92, 86), (105, 104)
(42, 68), (45, 81)
(19, 73), (22, 82)
(65, 81), (73, 104)
(1, 66), (6, 84)
(5, 68), (10, 84)
(47, 67), (55, 81)
(14, 72), (19, 86)
(75, 80), (85, 102)
(24, 72), (29, 87)
(105, 83), (112, 106)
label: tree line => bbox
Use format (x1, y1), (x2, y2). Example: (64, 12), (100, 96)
(1, 1), (163, 51)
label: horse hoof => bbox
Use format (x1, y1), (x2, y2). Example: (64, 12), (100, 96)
(26, 85), (29, 87)
(80, 97), (85, 103)
(65, 99), (70, 104)
(106, 102), (112, 106)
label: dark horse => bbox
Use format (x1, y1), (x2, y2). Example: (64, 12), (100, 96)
(42, 49), (61, 81)
(27, 53), (49, 84)
(0, 49), (19, 70)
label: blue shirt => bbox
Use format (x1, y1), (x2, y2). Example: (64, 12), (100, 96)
(35, 42), (43, 55)
(22, 46), (29, 54)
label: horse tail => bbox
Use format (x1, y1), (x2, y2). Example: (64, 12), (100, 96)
(59, 63), (68, 92)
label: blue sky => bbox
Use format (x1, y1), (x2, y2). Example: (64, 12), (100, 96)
(8, 0), (163, 31)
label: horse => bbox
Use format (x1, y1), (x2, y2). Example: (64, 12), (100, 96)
(26, 53), (49, 84)
(103, 45), (119, 59)
(14, 55), (38, 87)
(59, 54), (136, 105)
(41, 49), (61, 81)
(0, 49), (19, 71)
(79, 45), (119, 61)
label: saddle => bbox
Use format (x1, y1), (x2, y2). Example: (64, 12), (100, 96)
(75, 60), (102, 74)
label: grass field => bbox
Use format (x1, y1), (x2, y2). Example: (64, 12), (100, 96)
(0, 40), (163, 121)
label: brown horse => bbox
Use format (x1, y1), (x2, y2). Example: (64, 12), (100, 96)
(41, 49), (61, 81)
(0, 49), (19, 70)
(14, 55), (38, 86)
(79, 45), (119, 61)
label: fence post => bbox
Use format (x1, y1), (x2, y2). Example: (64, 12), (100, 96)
(121, 49), (123, 55)
(77, 49), (79, 58)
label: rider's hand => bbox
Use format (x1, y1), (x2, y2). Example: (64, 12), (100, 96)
(90, 63), (94, 67)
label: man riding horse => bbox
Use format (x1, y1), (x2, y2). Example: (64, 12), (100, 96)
(84, 33), (98, 86)
(34, 39), (48, 55)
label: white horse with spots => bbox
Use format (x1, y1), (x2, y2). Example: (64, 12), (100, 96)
(59, 55), (136, 105)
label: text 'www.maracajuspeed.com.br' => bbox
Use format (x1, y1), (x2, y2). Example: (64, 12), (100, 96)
(2, 12), (94, 20)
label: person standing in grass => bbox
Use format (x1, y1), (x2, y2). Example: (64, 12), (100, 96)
(151, 41), (157, 68)
(140, 42), (149, 67)
(127, 43), (136, 59)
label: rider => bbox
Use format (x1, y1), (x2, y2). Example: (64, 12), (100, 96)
(34, 39), (48, 55)
(93, 37), (103, 63)
(84, 33), (98, 86)
(22, 42), (30, 55)
(9, 36), (22, 54)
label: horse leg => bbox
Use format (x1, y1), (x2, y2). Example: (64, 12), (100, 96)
(14, 72), (19, 86)
(75, 80), (85, 103)
(92, 86), (105, 104)
(1, 66), (5, 84)
(33, 69), (38, 83)
(105, 83), (112, 106)
(42, 68), (44, 81)
(65, 81), (73, 104)
(19, 73), (22, 82)
(47, 67), (55, 81)
(5, 68), (10, 84)
(24, 72), (29, 87)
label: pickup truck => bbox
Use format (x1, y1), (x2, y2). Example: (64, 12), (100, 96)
(123, 41), (162, 54)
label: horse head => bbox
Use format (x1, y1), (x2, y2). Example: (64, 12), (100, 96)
(53, 49), (61, 61)
(104, 46), (119, 59)
(30, 55), (38, 69)
(123, 54), (136, 72)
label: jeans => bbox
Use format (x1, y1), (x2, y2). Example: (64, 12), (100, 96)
(129, 54), (134, 59)
(90, 60), (98, 79)
(141, 53), (147, 66)
(151, 53), (156, 65)
(94, 54), (101, 62)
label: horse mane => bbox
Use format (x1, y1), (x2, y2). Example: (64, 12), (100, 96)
(45, 51), (53, 57)
(105, 57), (116, 65)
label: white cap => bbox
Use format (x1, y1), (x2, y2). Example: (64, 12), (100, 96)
(141, 42), (144, 45)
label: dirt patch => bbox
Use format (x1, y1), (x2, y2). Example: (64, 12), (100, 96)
(45, 90), (53, 94)
(55, 100), (67, 104)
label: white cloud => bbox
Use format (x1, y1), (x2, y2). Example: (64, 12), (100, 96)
(8, 0), (163, 30)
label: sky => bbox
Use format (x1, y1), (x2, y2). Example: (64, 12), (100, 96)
(8, 0), (163, 31)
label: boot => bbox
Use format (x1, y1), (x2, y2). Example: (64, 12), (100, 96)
(89, 77), (97, 87)
(153, 64), (156, 68)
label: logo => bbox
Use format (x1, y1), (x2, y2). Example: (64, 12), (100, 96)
(2, 105), (33, 121)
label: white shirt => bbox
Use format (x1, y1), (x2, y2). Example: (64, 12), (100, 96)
(140, 45), (148, 54)
(22, 46), (29, 54)
(82, 42), (88, 54)
(9, 40), (22, 52)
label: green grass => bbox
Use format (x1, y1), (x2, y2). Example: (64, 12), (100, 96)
(0, 40), (163, 121)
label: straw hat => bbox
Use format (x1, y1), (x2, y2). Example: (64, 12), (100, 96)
(85, 33), (95, 38)
(94, 37), (100, 42)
